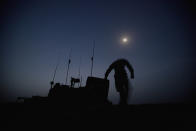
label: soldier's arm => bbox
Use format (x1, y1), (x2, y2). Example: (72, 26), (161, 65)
(105, 63), (115, 79)
(125, 61), (134, 79)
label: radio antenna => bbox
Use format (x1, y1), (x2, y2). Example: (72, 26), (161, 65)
(78, 57), (81, 78)
(78, 57), (82, 87)
(80, 76), (82, 87)
(50, 55), (60, 89)
(65, 48), (72, 85)
(90, 41), (95, 76)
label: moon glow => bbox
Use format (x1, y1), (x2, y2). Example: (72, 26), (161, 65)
(121, 37), (128, 45)
(122, 38), (128, 43)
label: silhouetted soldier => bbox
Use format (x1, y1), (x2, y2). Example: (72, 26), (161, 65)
(105, 59), (134, 105)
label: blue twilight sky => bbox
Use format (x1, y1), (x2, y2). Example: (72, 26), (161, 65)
(0, 0), (195, 104)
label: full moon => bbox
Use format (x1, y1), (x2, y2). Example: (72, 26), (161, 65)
(122, 37), (128, 44)
(122, 38), (127, 42)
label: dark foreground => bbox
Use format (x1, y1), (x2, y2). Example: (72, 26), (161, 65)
(0, 103), (195, 130)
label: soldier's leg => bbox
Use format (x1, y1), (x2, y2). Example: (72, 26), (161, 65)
(124, 80), (129, 104)
(119, 89), (124, 105)
(119, 86), (125, 105)
(119, 80), (128, 105)
(115, 78), (123, 104)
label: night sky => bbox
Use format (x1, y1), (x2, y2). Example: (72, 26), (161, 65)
(1, 0), (195, 104)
